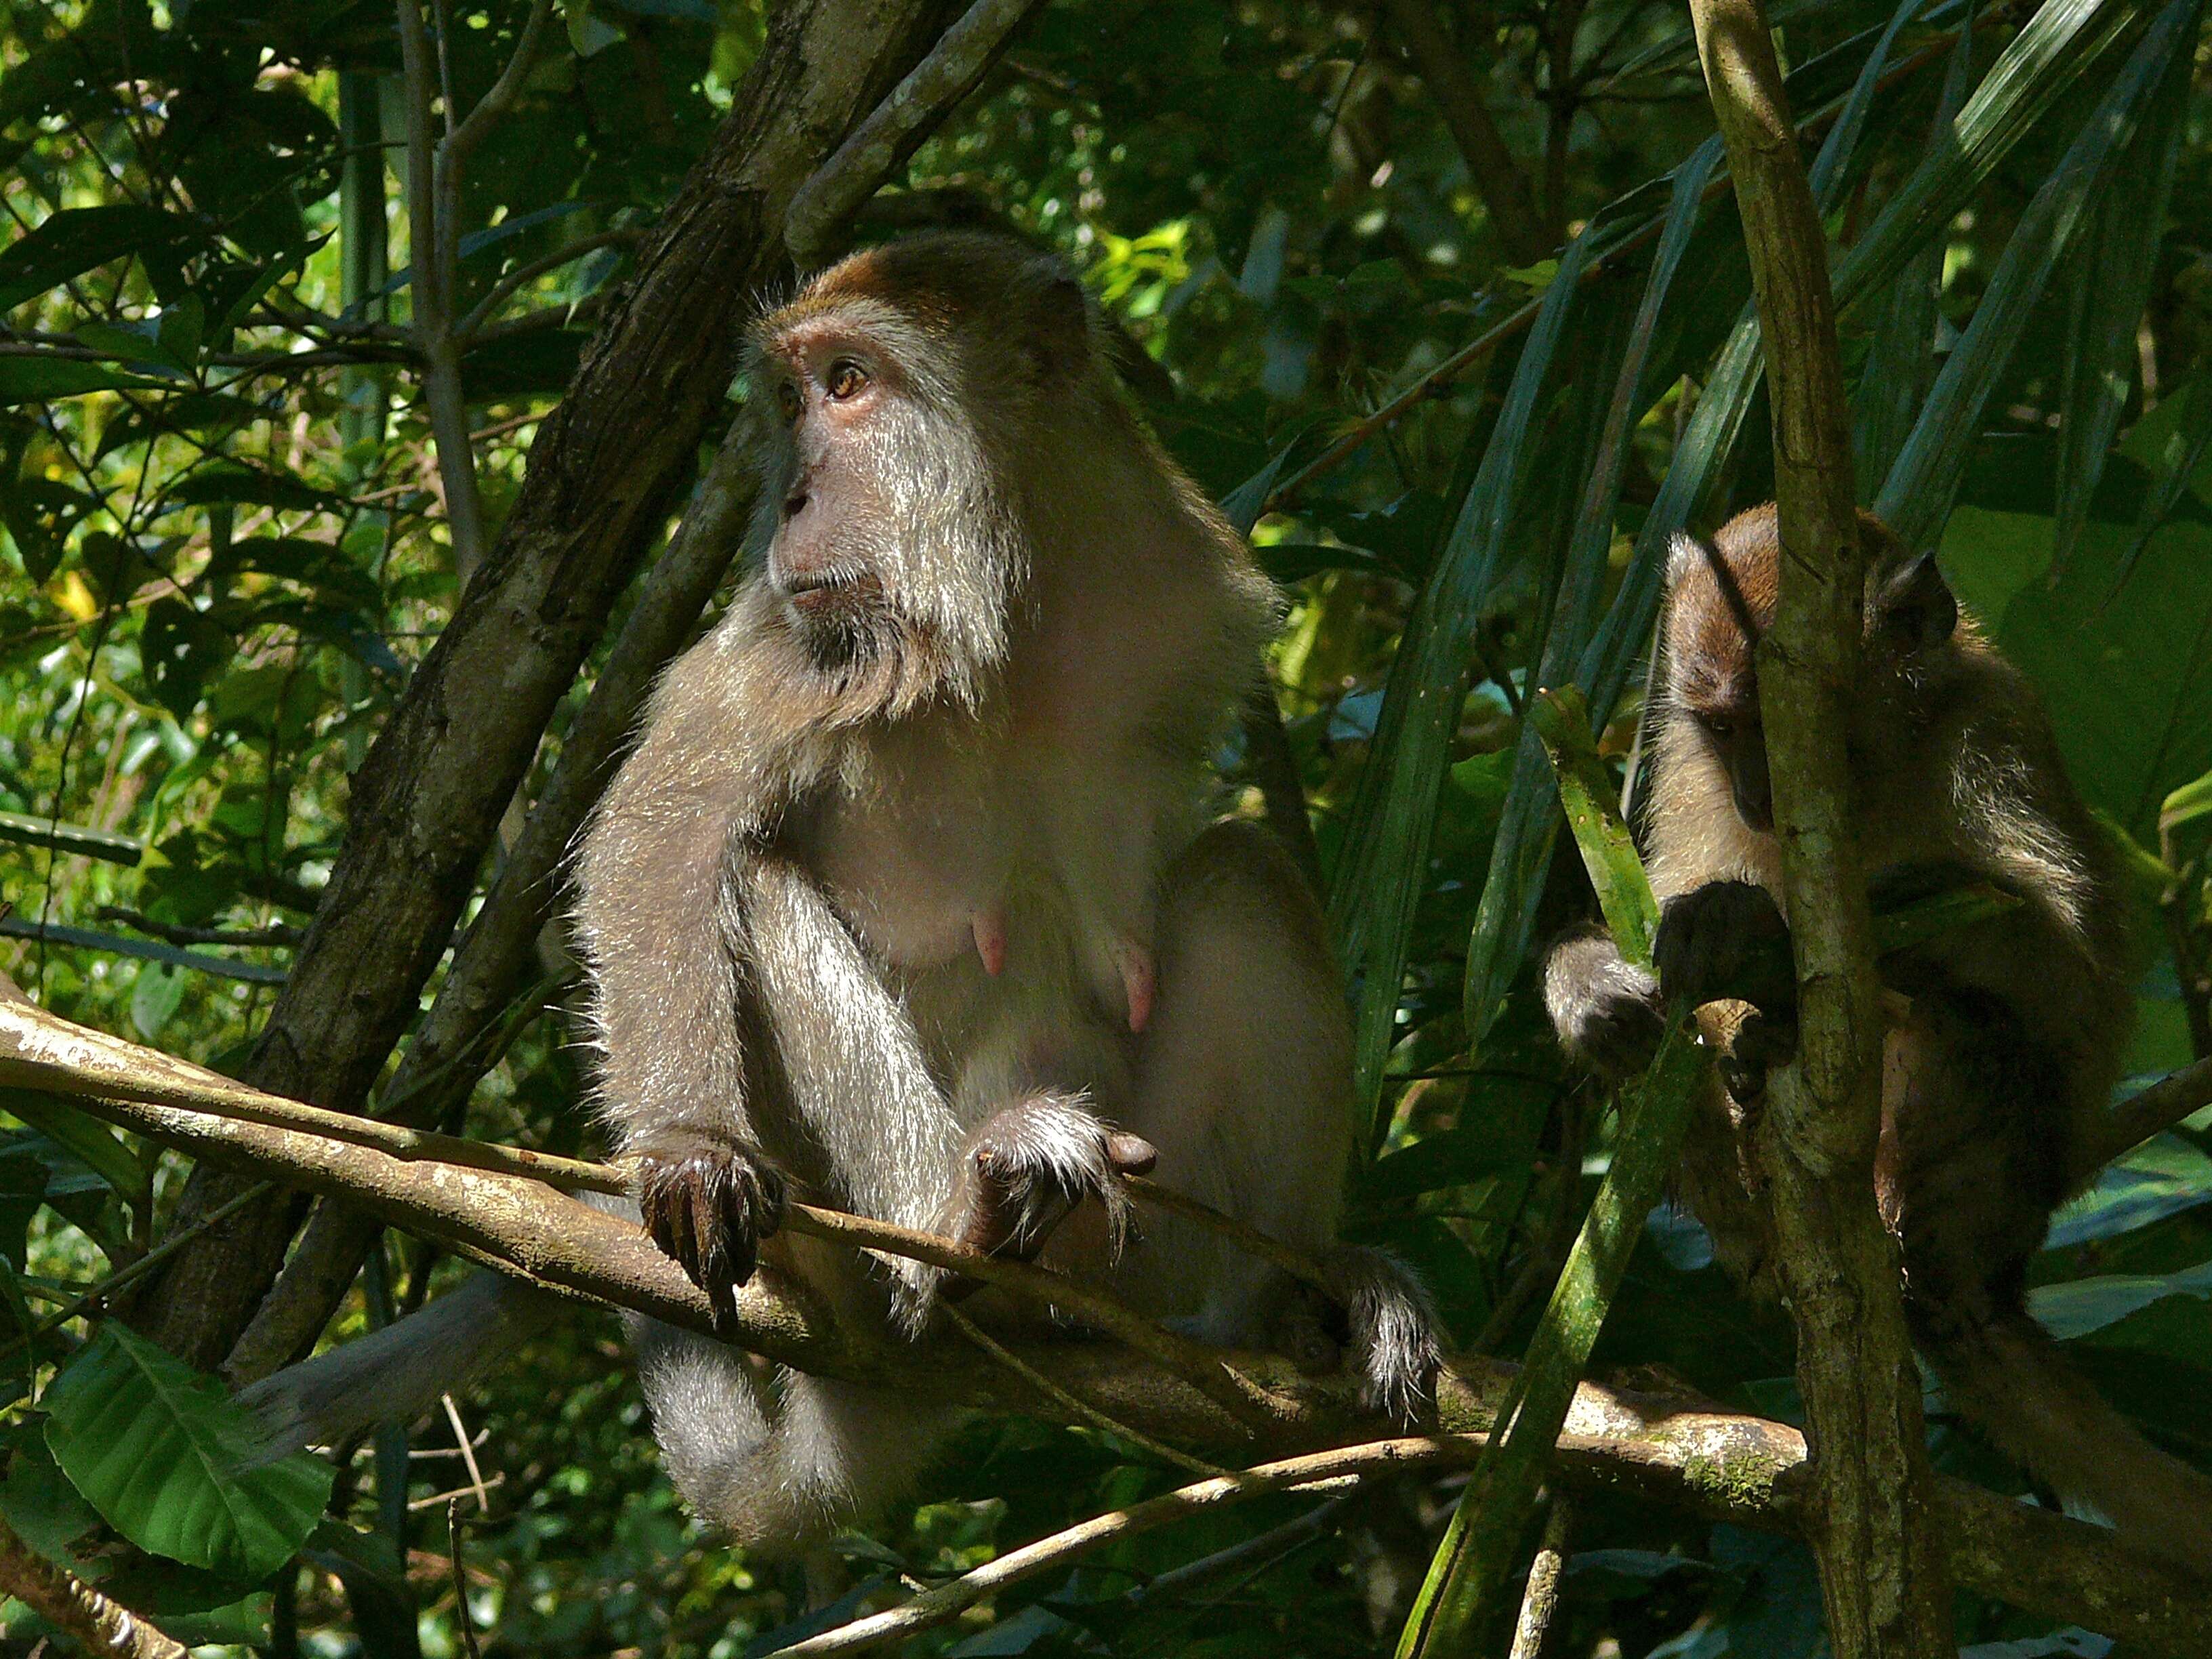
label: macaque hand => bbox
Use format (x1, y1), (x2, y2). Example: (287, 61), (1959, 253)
(1543, 928), (1665, 1078)
(955, 1092), (1156, 1266)
(1654, 880), (1797, 1020)
(632, 1129), (787, 1331)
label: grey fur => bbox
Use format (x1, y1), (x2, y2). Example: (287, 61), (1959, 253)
(254, 234), (1437, 1549)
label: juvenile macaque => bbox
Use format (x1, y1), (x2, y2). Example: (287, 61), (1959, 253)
(248, 232), (1435, 1546)
(1544, 504), (2212, 1569)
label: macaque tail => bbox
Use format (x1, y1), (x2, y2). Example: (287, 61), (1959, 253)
(236, 1272), (562, 1462)
(1321, 1245), (1443, 1424)
(1929, 1313), (2212, 1576)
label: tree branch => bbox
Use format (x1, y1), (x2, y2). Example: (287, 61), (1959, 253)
(7, 1002), (2212, 1654)
(1372, 0), (1553, 266)
(783, 0), (1048, 264)
(1690, 4), (1950, 1656)
(120, 0), (967, 1371)
(0, 1511), (188, 1659)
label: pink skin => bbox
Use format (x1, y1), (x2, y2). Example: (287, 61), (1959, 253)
(1114, 937), (1155, 1035)
(972, 907), (1008, 978)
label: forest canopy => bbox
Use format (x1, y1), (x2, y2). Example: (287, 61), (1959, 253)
(2, 0), (2212, 1655)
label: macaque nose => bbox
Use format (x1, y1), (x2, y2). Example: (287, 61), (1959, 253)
(783, 490), (809, 520)
(1733, 768), (1773, 833)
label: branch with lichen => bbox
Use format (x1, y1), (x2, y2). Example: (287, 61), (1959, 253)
(3, 998), (2211, 1652)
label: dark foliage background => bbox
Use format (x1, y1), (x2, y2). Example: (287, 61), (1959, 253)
(3, 0), (2211, 1653)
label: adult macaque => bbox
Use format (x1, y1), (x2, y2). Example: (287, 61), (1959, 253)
(247, 232), (1435, 1546)
(1544, 504), (2212, 1570)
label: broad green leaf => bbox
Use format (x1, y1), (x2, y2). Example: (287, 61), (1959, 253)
(0, 357), (169, 405)
(139, 597), (237, 722)
(0, 205), (207, 312)
(2030, 1260), (2212, 1341)
(43, 1324), (333, 1580)
(166, 462), (349, 515)
(1942, 508), (2212, 834)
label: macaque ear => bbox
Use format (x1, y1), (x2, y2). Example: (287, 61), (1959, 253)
(1667, 531), (1721, 592)
(1875, 552), (1957, 651)
(1017, 264), (1095, 382)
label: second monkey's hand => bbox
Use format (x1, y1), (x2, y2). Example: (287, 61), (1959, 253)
(633, 1128), (787, 1331)
(1654, 879), (1797, 1019)
(955, 1093), (1157, 1268)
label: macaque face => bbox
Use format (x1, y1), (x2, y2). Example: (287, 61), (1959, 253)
(1684, 678), (1773, 834)
(762, 327), (898, 634)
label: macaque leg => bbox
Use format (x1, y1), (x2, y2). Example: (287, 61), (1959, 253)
(627, 1317), (951, 1550)
(1111, 820), (1439, 1416)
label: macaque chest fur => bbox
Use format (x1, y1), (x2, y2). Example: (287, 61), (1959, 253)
(244, 235), (1441, 1552)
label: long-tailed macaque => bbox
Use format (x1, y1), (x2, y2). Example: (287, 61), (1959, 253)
(245, 232), (1436, 1547)
(1544, 504), (2212, 1570)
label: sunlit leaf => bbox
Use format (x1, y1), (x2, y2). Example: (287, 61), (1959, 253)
(43, 1324), (333, 1580)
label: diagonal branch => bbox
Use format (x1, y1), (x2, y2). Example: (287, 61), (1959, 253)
(119, 0), (970, 1374)
(2, 1000), (2207, 1655)
(1372, 0), (1554, 266)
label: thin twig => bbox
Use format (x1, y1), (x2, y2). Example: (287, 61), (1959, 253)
(940, 1298), (1225, 1477)
(1508, 1498), (1573, 1659)
(1124, 1175), (1335, 1296)
(456, 226), (640, 340)
(445, 1499), (483, 1659)
(439, 1395), (493, 1511)
(94, 908), (302, 949)
(763, 1436), (1485, 1657)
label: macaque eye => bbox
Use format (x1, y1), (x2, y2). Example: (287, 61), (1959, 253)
(1703, 714), (1734, 739)
(775, 382), (802, 424)
(825, 360), (869, 401)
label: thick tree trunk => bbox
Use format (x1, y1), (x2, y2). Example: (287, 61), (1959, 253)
(123, 0), (964, 1366)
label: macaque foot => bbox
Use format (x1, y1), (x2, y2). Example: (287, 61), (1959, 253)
(1654, 880), (1796, 1018)
(955, 1092), (1156, 1265)
(632, 1130), (787, 1330)
(1542, 928), (1664, 1078)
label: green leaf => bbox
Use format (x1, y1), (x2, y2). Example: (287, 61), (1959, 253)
(139, 598), (236, 722)
(1877, 0), (2204, 546)
(165, 462), (349, 515)
(1529, 687), (1656, 967)
(0, 206), (207, 312)
(2030, 1260), (2212, 1341)
(1942, 508), (2212, 834)
(0, 1090), (144, 1203)
(2051, 18), (2193, 579)
(42, 1324), (333, 1580)
(129, 960), (186, 1040)
(1851, 6), (1980, 495)
(1329, 212), (1619, 1134)
(2115, 373), (2212, 587)
(0, 357), (170, 405)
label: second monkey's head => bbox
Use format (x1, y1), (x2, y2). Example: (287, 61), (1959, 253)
(1658, 504), (1967, 834)
(744, 232), (1125, 707)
